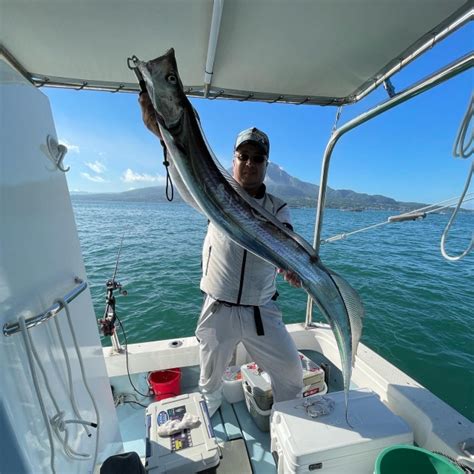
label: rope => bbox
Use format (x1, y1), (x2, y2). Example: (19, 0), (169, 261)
(160, 140), (174, 201)
(27, 320), (91, 460)
(453, 94), (473, 159)
(54, 298), (101, 471)
(440, 162), (474, 261)
(19, 316), (57, 474)
(321, 193), (474, 244)
(439, 93), (474, 261)
(19, 296), (103, 469)
(53, 317), (91, 438)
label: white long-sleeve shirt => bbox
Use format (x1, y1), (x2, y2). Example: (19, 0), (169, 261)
(200, 188), (292, 306)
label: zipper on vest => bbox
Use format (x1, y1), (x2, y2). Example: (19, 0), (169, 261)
(205, 245), (212, 275)
(236, 250), (248, 305)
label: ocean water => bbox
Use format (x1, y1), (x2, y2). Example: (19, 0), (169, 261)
(72, 199), (473, 421)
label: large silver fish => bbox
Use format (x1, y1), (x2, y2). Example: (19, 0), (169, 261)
(134, 49), (364, 422)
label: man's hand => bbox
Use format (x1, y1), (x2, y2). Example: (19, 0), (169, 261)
(138, 92), (162, 139)
(277, 268), (301, 288)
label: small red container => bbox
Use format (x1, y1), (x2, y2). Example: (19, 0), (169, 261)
(148, 368), (181, 401)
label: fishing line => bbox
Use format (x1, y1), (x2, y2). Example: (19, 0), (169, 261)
(114, 393), (148, 409)
(115, 312), (151, 399)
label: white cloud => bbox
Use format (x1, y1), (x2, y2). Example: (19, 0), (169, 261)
(85, 161), (106, 174)
(81, 172), (107, 183)
(59, 139), (80, 154)
(121, 168), (165, 184)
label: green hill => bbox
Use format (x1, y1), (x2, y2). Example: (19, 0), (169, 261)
(72, 161), (425, 211)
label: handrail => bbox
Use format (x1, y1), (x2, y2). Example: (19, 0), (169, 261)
(3, 278), (87, 336)
(351, 7), (473, 103)
(305, 52), (474, 327)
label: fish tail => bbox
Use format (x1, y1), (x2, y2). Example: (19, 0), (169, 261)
(325, 268), (365, 367)
(345, 401), (354, 429)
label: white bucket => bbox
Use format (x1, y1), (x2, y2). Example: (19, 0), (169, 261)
(222, 366), (244, 404)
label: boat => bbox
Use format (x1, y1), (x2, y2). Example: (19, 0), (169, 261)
(1, 1), (473, 473)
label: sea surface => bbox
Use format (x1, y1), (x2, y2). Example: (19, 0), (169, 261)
(72, 199), (473, 421)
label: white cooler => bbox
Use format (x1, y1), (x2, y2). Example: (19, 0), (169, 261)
(270, 388), (413, 473)
(145, 393), (220, 473)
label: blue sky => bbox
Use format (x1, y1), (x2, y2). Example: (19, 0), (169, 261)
(45, 25), (472, 206)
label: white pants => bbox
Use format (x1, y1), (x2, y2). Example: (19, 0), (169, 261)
(195, 295), (303, 415)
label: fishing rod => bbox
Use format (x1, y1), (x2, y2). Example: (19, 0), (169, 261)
(98, 232), (128, 353)
(97, 233), (151, 398)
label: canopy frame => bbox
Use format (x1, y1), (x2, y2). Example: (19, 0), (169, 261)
(305, 52), (474, 327)
(0, 5), (471, 106)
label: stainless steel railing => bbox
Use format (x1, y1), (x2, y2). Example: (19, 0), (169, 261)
(3, 277), (88, 336)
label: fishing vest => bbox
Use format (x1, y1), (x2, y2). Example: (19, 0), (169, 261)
(200, 191), (291, 306)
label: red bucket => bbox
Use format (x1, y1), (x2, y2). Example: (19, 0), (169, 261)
(148, 368), (181, 401)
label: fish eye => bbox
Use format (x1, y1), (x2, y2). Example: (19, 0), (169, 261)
(166, 74), (177, 84)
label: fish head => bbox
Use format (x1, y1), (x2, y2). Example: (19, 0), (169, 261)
(138, 48), (186, 131)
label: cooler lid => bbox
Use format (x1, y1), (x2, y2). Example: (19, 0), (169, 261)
(271, 389), (412, 465)
(241, 362), (273, 394)
(146, 393), (219, 471)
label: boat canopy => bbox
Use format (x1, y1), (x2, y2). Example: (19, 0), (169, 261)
(1, 0), (471, 105)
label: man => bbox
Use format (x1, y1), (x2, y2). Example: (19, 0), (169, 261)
(139, 94), (303, 416)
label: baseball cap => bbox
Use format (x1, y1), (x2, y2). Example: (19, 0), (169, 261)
(234, 127), (270, 155)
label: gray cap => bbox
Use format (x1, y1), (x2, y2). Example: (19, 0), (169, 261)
(234, 127), (270, 155)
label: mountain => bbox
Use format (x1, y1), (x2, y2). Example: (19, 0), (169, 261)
(72, 162), (425, 211)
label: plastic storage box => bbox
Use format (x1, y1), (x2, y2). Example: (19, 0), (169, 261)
(241, 352), (326, 411)
(270, 388), (413, 474)
(244, 378), (327, 432)
(145, 392), (220, 473)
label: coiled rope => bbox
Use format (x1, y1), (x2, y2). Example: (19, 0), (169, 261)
(441, 94), (473, 261)
(18, 297), (100, 472)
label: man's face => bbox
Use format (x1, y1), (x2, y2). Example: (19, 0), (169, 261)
(232, 142), (268, 193)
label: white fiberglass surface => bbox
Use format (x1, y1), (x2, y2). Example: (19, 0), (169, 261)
(0, 60), (122, 473)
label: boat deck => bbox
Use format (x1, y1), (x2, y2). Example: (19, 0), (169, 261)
(112, 350), (339, 473)
(114, 375), (274, 472)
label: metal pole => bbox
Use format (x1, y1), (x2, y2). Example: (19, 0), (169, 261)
(351, 8), (473, 103)
(305, 52), (474, 327)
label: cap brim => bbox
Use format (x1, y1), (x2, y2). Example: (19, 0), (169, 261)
(235, 140), (268, 154)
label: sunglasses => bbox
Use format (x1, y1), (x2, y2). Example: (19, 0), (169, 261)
(235, 153), (268, 164)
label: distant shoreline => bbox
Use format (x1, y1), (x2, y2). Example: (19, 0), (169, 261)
(69, 162), (473, 213)
(70, 195), (473, 214)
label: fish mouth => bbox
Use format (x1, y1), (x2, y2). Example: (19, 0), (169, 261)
(154, 108), (184, 135)
(166, 111), (184, 135)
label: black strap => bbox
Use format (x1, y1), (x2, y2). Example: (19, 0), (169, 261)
(160, 140), (174, 202)
(253, 306), (264, 336)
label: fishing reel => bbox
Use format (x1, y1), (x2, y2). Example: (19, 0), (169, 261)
(105, 278), (128, 296)
(98, 278), (127, 336)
